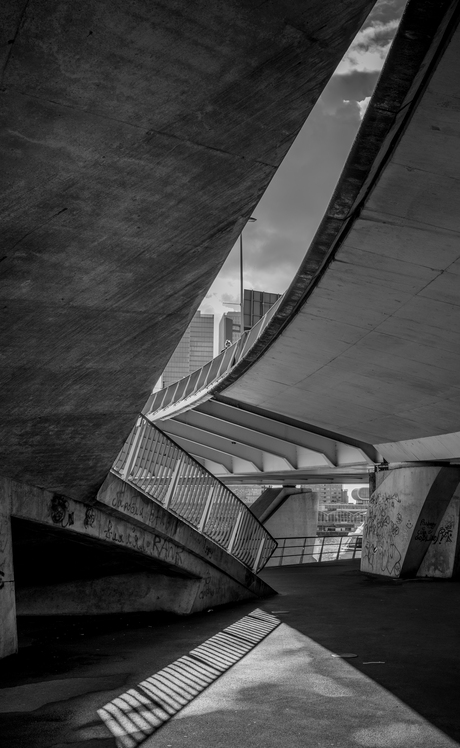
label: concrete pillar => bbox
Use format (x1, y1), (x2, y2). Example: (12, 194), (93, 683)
(263, 490), (319, 539)
(361, 465), (460, 579)
(0, 477), (17, 658)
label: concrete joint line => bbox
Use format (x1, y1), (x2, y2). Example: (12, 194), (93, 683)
(97, 608), (280, 747)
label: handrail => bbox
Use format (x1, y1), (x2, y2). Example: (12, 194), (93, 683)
(266, 534), (362, 566)
(111, 415), (277, 572)
(144, 294), (284, 420)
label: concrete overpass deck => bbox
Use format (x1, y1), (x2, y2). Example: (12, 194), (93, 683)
(0, 0), (374, 502)
(147, 0), (460, 478)
(2, 560), (459, 747)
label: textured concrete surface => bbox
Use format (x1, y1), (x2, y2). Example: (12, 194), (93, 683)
(1, 475), (274, 658)
(0, 0), (373, 501)
(1, 561), (460, 747)
(362, 466), (460, 579)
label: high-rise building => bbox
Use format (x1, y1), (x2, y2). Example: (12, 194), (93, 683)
(162, 311), (214, 388)
(218, 311), (242, 352)
(243, 289), (281, 330)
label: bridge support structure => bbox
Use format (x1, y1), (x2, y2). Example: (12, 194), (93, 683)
(0, 473), (275, 660)
(361, 465), (460, 580)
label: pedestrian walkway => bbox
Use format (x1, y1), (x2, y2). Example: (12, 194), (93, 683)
(1, 560), (459, 748)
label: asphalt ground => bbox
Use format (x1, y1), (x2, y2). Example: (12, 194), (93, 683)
(1, 560), (459, 747)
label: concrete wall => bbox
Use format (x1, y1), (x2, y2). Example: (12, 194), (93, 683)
(263, 490), (319, 566)
(263, 491), (319, 538)
(361, 466), (460, 579)
(0, 477), (17, 660)
(0, 473), (275, 659)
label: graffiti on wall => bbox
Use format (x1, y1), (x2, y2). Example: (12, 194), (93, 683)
(363, 491), (403, 577)
(45, 493), (185, 570)
(414, 515), (454, 544)
(49, 495), (74, 528)
(102, 519), (184, 567)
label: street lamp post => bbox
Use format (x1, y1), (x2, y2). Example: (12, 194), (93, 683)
(240, 217), (256, 330)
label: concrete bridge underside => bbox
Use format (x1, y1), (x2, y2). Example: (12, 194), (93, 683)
(0, 0), (374, 502)
(148, 0), (460, 476)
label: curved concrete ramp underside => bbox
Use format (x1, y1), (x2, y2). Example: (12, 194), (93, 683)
(0, 0), (374, 500)
(150, 0), (460, 472)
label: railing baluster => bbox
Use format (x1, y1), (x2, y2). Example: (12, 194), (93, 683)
(111, 415), (277, 573)
(227, 510), (243, 555)
(163, 458), (182, 509)
(337, 536), (343, 561)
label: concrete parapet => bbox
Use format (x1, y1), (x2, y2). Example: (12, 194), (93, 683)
(0, 474), (275, 659)
(361, 466), (460, 579)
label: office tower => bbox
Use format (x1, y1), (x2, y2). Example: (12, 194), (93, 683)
(162, 311), (214, 387)
(218, 311), (242, 352)
(243, 289), (281, 330)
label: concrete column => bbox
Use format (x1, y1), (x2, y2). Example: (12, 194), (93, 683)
(263, 490), (319, 539)
(361, 465), (460, 579)
(0, 477), (17, 658)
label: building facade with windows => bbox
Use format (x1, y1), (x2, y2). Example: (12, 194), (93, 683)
(243, 289), (281, 331)
(162, 311), (214, 388)
(218, 311), (241, 352)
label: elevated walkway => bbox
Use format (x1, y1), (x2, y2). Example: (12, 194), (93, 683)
(146, 0), (460, 479)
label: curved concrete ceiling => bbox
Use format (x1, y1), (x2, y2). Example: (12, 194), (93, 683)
(149, 0), (460, 472)
(0, 0), (374, 499)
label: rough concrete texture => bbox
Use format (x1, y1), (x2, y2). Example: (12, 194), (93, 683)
(1, 474), (275, 657)
(96, 473), (272, 596)
(1, 561), (460, 747)
(0, 0), (374, 501)
(263, 489), (319, 538)
(362, 467), (460, 579)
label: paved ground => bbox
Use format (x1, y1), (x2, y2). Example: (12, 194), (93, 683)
(1, 560), (460, 747)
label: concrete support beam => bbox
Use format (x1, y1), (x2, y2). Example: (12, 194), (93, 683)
(172, 410), (299, 468)
(361, 466), (460, 579)
(0, 477), (17, 658)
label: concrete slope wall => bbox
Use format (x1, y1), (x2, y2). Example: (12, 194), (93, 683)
(0, 474), (275, 659)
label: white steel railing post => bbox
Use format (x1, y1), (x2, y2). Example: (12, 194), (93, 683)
(227, 511), (243, 555)
(319, 536), (325, 562)
(279, 538), (285, 566)
(252, 537), (266, 572)
(198, 486), (215, 532)
(337, 536), (343, 560)
(163, 458), (182, 509)
(120, 418), (145, 481)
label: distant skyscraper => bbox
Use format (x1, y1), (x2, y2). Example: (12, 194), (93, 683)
(162, 311), (214, 388)
(218, 311), (242, 352)
(243, 289), (281, 330)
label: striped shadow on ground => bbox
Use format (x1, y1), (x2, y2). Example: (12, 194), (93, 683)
(98, 609), (280, 748)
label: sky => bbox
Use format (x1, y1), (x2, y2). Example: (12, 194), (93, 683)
(200, 0), (407, 352)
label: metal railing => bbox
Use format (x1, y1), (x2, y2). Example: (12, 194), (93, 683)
(112, 415), (277, 572)
(266, 534), (362, 567)
(143, 294), (284, 420)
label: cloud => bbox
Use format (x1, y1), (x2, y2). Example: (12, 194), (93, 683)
(336, 0), (406, 74)
(358, 96), (371, 119)
(200, 0), (407, 336)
